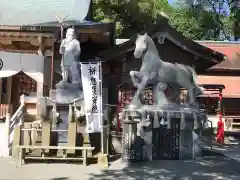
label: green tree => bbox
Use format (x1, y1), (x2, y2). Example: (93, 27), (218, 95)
(167, 8), (203, 40)
(229, 0), (240, 40)
(175, 0), (234, 40)
(93, 0), (173, 38)
(93, 0), (234, 40)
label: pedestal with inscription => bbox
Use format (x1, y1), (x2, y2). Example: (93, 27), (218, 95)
(121, 120), (142, 163)
(122, 105), (206, 161)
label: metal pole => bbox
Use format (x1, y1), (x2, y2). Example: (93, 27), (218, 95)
(99, 61), (104, 154)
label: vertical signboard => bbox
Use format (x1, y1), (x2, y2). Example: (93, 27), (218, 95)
(81, 62), (102, 133)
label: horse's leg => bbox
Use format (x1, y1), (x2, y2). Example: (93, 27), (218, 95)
(176, 71), (196, 105)
(130, 71), (142, 88)
(188, 87), (196, 105)
(153, 82), (168, 106)
(130, 75), (149, 108)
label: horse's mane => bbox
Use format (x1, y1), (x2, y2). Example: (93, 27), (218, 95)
(146, 36), (159, 56)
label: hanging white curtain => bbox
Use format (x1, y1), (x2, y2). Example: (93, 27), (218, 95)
(0, 51), (21, 78)
(21, 53), (44, 97)
(20, 53), (44, 83)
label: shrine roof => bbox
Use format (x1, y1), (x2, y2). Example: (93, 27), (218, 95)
(0, 20), (114, 33)
(99, 19), (226, 72)
(198, 84), (225, 90)
(198, 41), (240, 71)
(32, 20), (111, 28)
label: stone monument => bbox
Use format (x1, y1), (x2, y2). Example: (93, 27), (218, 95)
(59, 28), (81, 84)
(50, 27), (84, 105)
(122, 33), (207, 162)
(39, 27), (85, 145)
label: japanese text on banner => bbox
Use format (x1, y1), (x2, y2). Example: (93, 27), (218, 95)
(81, 62), (102, 133)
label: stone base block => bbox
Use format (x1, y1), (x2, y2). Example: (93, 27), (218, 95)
(97, 154), (109, 168)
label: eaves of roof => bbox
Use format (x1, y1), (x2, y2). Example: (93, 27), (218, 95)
(0, 20), (114, 33)
(99, 20), (225, 69)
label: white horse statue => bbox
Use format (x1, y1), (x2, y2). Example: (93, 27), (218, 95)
(130, 33), (204, 107)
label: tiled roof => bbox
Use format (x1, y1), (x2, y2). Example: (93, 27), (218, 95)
(100, 23), (225, 72)
(198, 75), (240, 97)
(34, 20), (105, 27)
(198, 42), (240, 70)
(0, 0), (91, 25)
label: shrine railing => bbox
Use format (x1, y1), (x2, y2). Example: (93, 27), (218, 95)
(6, 95), (25, 155)
(0, 104), (13, 119)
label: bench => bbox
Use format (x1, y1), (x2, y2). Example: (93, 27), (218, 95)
(17, 145), (95, 167)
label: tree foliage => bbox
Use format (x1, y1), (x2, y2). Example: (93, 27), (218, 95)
(229, 0), (240, 40)
(93, 0), (236, 40)
(93, 0), (172, 37)
(177, 0), (234, 40)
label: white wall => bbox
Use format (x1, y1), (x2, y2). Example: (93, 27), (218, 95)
(0, 122), (9, 157)
(207, 115), (225, 128)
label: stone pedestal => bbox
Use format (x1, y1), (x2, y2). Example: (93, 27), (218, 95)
(50, 81), (84, 105)
(123, 105), (206, 161)
(121, 120), (141, 163)
(98, 154), (109, 168)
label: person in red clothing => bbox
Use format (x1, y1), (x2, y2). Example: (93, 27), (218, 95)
(216, 116), (224, 144)
(216, 89), (224, 144)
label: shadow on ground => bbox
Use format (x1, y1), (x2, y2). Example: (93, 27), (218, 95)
(89, 157), (240, 180)
(47, 154), (240, 180)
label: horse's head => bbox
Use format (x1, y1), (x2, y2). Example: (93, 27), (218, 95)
(134, 33), (148, 59)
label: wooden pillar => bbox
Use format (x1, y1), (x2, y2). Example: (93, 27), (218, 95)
(50, 42), (57, 89)
(37, 36), (44, 56)
(35, 36), (45, 119)
(103, 125), (109, 154)
(67, 104), (77, 154)
(12, 126), (21, 158)
(42, 121), (51, 150)
(6, 77), (12, 104)
(40, 98), (51, 152)
(23, 123), (32, 153)
(36, 80), (44, 119)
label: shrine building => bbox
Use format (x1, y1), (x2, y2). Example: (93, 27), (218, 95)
(0, 11), (230, 134)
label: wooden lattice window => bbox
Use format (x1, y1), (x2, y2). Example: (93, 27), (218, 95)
(18, 72), (37, 95)
(117, 85), (153, 114)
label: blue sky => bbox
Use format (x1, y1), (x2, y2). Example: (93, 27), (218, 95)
(168, 0), (174, 5)
(167, 0), (230, 15)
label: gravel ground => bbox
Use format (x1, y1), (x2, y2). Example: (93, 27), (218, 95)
(0, 154), (240, 180)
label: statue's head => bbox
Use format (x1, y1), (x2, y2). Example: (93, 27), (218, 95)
(134, 33), (148, 59)
(65, 28), (76, 41)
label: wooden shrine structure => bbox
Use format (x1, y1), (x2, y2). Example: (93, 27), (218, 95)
(98, 20), (226, 132)
(0, 15), (227, 163)
(0, 21), (115, 121)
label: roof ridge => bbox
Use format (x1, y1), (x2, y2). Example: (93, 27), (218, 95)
(196, 41), (240, 44)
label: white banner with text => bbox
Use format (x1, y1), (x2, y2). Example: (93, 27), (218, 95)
(81, 62), (102, 133)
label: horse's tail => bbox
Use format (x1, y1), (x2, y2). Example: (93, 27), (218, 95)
(188, 66), (205, 95)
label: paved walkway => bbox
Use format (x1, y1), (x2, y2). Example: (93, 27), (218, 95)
(203, 136), (240, 162)
(0, 137), (240, 180)
(0, 154), (240, 180)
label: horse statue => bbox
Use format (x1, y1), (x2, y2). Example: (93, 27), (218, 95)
(129, 33), (204, 108)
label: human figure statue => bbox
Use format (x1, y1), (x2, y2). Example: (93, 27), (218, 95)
(59, 28), (81, 83)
